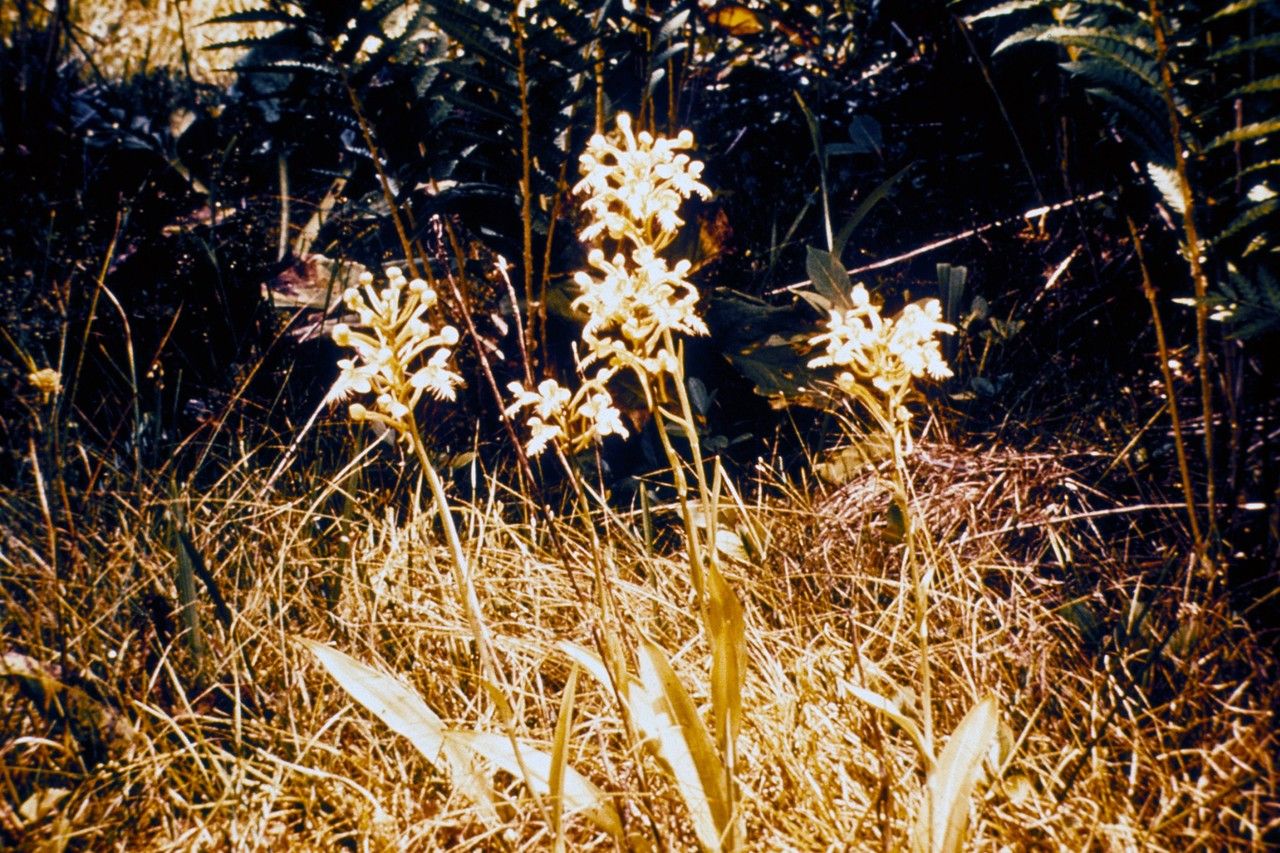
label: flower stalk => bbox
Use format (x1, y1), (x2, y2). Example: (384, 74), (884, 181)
(327, 266), (555, 822)
(807, 276), (956, 782)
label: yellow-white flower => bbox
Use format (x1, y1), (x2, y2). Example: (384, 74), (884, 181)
(574, 112), (710, 249)
(328, 267), (464, 432)
(505, 370), (629, 457)
(524, 417), (565, 457)
(505, 378), (571, 421)
(578, 390), (628, 439)
(508, 114), (706, 456)
(572, 245), (707, 375)
(809, 291), (955, 405)
(28, 367), (62, 401)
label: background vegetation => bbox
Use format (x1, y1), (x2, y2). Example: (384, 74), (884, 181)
(0, 0), (1276, 848)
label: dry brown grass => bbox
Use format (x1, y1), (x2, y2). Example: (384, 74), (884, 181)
(2, 0), (273, 81)
(1, 427), (1275, 849)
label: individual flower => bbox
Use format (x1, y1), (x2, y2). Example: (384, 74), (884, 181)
(578, 390), (628, 439)
(524, 417), (564, 457)
(505, 378), (571, 421)
(327, 267), (464, 434)
(28, 368), (61, 402)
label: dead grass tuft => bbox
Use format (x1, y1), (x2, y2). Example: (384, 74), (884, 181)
(1, 430), (1275, 849)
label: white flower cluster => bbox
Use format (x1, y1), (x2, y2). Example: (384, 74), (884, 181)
(571, 113), (712, 378)
(575, 112), (711, 246)
(508, 114), (711, 458)
(504, 374), (629, 457)
(808, 283), (955, 412)
(328, 267), (463, 433)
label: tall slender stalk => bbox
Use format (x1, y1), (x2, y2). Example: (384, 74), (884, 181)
(1149, 0), (1217, 555)
(511, 8), (539, 368)
(1127, 217), (1203, 550)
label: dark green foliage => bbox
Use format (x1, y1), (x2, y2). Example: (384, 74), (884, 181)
(1203, 264), (1280, 340)
(960, 0), (1280, 335)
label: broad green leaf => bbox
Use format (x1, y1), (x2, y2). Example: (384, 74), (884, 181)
(560, 640), (731, 851)
(301, 639), (498, 824)
(914, 696), (998, 853)
(550, 667), (580, 852)
(708, 561), (746, 757)
(635, 640), (731, 852)
(845, 115), (883, 155)
(806, 246), (854, 312)
(448, 730), (621, 838)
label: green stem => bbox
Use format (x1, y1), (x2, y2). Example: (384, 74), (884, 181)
(404, 415), (549, 825)
(648, 388), (706, 608)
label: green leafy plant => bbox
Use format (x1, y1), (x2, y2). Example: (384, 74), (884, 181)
(961, 0), (1280, 555)
(796, 246), (1001, 850)
(313, 113), (750, 850)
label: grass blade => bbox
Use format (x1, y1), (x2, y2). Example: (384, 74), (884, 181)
(842, 680), (934, 769)
(550, 666), (580, 852)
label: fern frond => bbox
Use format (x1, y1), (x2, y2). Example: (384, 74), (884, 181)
(1207, 0), (1278, 22)
(1230, 158), (1280, 182)
(1062, 57), (1163, 113)
(1209, 34), (1280, 62)
(1208, 119), (1280, 150)
(1086, 87), (1173, 161)
(1226, 75), (1280, 98)
(205, 36), (294, 53)
(1217, 263), (1280, 340)
(999, 27), (1162, 88)
(235, 59), (340, 77)
(204, 9), (309, 26)
(964, 0), (1058, 24)
(1216, 198), (1280, 245)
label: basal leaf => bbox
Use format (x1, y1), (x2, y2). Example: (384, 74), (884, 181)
(806, 246), (854, 312)
(301, 640), (498, 824)
(448, 730), (622, 838)
(914, 695), (998, 853)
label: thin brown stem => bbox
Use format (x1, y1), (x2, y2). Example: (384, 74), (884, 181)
(1149, 0), (1217, 553)
(512, 9), (538, 369)
(346, 81), (422, 281)
(1128, 217), (1203, 549)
